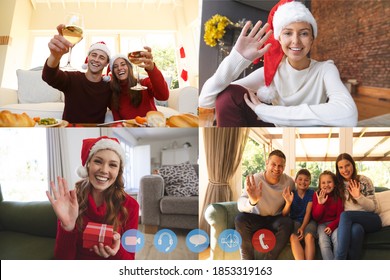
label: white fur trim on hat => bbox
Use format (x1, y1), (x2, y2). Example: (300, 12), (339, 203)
(77, 166), (88, 178)
(109, 54), (132, 73)
(88, 42), (111, 60)
(273, 1), (317, 40)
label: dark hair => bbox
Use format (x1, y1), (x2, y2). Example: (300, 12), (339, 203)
(335, 153), (358, 182)
(268, 149), (286, 161)
(317, 170), (344, 202)
(295, 168), (311, 180)
(110, 58), (142, 110)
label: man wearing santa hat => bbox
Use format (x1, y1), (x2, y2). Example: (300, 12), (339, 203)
(199, 0), (358, 127)
(42, 24), (112, 124)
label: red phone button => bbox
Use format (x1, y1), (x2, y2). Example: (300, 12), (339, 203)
(252, 229), (276, 253)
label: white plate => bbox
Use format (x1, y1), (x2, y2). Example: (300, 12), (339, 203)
(35, 118), (63, 127)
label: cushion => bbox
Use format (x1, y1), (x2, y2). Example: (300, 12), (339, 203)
(375, 191), (390, 227)
(159, 161), (198, 197)
(16, 69), (64, 103)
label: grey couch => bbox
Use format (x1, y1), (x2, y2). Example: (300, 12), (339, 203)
(205, 187), (390, 260)
(140, 165), (198, 233)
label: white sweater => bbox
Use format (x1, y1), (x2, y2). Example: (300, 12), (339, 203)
(199, 48), (358, 127)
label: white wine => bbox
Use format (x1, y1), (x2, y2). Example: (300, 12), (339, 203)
(62, 25), (83, 45)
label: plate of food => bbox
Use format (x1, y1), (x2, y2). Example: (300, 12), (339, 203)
(122, 112), (167, 127)
(34, 117), (67, 127)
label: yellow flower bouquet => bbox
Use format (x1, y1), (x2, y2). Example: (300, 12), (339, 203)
(204, 14), (233, 47)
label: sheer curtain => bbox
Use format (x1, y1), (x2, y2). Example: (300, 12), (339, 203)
(199, 127), (249, 235)
(46, 129), (70, 190)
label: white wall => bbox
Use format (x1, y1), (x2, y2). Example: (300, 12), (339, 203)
(64, 128), (101, 188)
(138, 134), (199, 166)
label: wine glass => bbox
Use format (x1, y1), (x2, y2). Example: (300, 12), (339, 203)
(62, 13), (84, 70)
(128, 49), (147, 91)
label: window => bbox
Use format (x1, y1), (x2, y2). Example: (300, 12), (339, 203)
(0, 129), (48, 201)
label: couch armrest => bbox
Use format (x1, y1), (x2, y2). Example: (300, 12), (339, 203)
(205, 201), (240, 260)
(168, 86), (198, 115)
(0, 88), (18, 106)
(140, 175), (164, 226)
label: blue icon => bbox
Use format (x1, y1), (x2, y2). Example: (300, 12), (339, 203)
(154, 229), (177, 253)
(186, 229), (209, 253)
(218, 229), (242, 252)
(121, 229), (144, 253)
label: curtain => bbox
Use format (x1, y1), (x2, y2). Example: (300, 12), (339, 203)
(199, 127), (249, 235)
(47, 129), (70, 191)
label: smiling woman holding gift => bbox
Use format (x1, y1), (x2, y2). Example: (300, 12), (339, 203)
(46, 136), (139, 260)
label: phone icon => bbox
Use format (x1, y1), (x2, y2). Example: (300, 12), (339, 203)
(252, 229), (276, 253)
(259, 233), (269, 250)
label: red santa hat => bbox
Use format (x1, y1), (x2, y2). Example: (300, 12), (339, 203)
(260, 0), (317, 88)
(76, 136), (125, 178)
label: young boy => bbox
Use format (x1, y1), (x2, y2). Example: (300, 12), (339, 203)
(282, 169), (317, 260)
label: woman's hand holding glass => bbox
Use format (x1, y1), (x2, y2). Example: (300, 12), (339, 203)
(234, 20), (272, 61)
(128, 46), (153, 90)
(46, 176), (78, 232)
(130, 46), (154, 71)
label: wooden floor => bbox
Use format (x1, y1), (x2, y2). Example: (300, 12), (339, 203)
(353, 94), (390, 121)
(199, 246), (210, 260)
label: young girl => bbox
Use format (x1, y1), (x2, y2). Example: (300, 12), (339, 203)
(334, 153), (381, 259)
(198, 0), (357, 127)
(282, 169), (316, 260)
(109, 49), (169, 120)
(46, 136), (139, 259)
(312, 170), (344, 260)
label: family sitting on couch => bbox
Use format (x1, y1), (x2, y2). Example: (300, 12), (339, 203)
(235, 149), (389, 260)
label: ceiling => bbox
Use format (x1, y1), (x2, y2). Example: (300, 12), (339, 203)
(250, 127), (390, 162)
(30, 0), (184, 9)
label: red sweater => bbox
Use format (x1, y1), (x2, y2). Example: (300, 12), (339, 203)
(54, 193), (139, 260)
(312, 191), (344, 232)
(42, 61), (111, 123)
(111, 66), (169, 120)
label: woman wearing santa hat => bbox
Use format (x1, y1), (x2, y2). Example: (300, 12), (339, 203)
(199, 0), (358, 127)
(46, 136), (139, 260)
(109, 47), (169, 120)
(43, 24), (112, 124)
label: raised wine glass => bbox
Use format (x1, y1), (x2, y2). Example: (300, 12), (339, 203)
(62, 13), (84, 70)
(128, 49), (147, 91)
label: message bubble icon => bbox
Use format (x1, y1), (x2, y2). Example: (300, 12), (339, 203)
(186, 229), (209, 253)
(189, 234), (207, 247)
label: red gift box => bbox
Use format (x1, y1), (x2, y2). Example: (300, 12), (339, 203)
(83, 222), (114, 249)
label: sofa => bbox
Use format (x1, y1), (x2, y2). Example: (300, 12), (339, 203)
(140, 164), (199, 234)
(0, 68), (199, 123)
(205, 187), (390, 260)
(0, 185), (57, 260)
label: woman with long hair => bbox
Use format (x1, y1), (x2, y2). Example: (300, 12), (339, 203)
(47, 136), (139, 259)
(199, 0), (357, 127)
(109, 48), (169, 120)
(334, 153), (381, 259)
